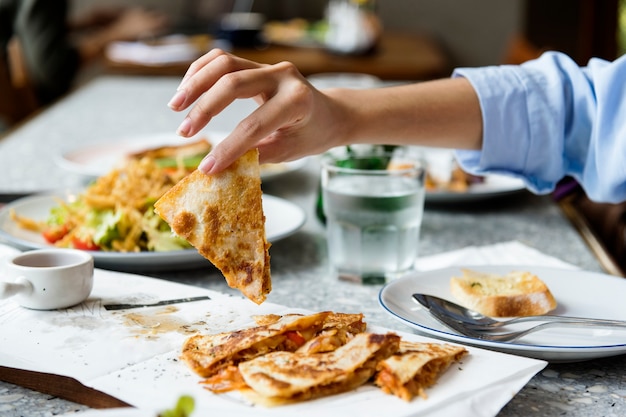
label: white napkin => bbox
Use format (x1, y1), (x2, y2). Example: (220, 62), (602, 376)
(415, 240), (577, 271)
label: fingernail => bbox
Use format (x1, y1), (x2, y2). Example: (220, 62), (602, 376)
(177, 117), (192, 136)
(168, 89), (187, 109)
(198, 154), (216, 173)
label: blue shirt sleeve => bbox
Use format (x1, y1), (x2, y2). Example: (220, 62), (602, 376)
(452, 51), (626, 203)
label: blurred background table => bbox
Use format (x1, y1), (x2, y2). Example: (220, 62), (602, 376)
(103, 32), (451, 81)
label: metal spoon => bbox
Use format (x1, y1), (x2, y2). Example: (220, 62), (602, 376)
(415, 310), (603, 343)
(413, 293), (626, 331)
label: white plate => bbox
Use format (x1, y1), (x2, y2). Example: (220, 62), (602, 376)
(379, 265), (626, 362)
(55, 131), (309, 181)
(419, 147), (526, 203)
(426, 174), (527, 203)
(0, 191), (306, 272)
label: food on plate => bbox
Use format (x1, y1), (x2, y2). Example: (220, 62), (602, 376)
(238, 332), (401, 406)
(450, 268), (557, 317)
(182, 312), (334, 378)
(154, 149), (271, 304)
(374, 341), (468, 401)
(293, 311), (368, 354)
(263, 18), (328, 46)
(127, 137), (296, 179)
(10, 157), (192, 252)
(126, 138), (212, 175)
(425, 163), (483, 193)
(10, 138), (216, 252)
(181, 311), (468, 406)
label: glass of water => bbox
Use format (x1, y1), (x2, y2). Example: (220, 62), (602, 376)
(321, 146), (426, 284)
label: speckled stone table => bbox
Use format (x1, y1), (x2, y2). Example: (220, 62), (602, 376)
(1, 76), (625, 417)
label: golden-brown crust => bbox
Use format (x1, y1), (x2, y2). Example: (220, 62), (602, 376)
(180, 311), (470, 406)
(450, 269), (557, 317)
(181, 312), (331, 378)
(374, 341), (467, 401)
(154, 149), (271, 304)
(238, 332), (401, 405)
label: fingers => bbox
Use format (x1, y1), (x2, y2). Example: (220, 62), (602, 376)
(199, 68), (316, 174)
(167, 51), (320, 174)
(177, 65), (282, 138)
(200, 84), (313, 174)
(170, 49), (261, 111)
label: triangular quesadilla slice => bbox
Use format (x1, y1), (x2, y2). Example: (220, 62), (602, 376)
(238, 332), (401, 406)
(374, 341), (467, 401)
(154, 149), (271, 304)
(182, 312), (331, 378)
(296, 312), (367, 354)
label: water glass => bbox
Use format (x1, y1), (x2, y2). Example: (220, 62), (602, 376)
(321, 147), (426, 284)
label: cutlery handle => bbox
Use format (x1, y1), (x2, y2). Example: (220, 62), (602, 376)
(510, 314), (626, 327)
(103, 295), (211, 311)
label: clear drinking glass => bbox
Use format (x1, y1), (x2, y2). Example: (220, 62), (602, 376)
(321, 146), (426, 284)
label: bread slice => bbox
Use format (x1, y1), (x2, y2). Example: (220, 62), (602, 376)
(154, 149), (271, 304)
(450, 268), (557, 317)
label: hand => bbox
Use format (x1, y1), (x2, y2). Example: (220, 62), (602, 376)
(168, 49), (346, 174)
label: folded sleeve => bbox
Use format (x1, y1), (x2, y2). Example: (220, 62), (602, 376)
(452, 51), (626, 203)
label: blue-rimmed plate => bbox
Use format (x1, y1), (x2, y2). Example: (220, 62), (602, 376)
(379, 265), (626, 362)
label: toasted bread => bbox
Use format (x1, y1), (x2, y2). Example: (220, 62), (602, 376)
(450, 268), (557, 317)
(154, 149), (271, 304)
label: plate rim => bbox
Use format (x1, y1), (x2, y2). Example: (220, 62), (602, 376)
(378, 265), (626, 361)
(54, 130), (309, 181)
(418, 147), (527, 203)
(0, 191), (306, 270)
(425, 174), (527, 203)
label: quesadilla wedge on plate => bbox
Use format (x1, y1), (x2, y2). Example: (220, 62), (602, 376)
(374, 341), (468, 401)
(296, 311), (367, 354)
(154, 148), (271, 304)
(182, 312), (332, 378)
(238, 332), (401, 406)
(252, 312), (367, 354)
(198, 312), (367, 393)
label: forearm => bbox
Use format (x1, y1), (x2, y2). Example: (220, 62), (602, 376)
(326, 77), (483, 150)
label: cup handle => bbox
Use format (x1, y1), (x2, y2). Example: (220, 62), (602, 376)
(0, 277), (32, 299)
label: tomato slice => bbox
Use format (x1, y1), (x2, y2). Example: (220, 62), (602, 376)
(42, 225), (69, 244)
(71, 236), (100, 251)
(285, 331), (306, 347)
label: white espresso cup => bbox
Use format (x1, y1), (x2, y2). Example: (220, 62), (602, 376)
(0, 249), (94, 310)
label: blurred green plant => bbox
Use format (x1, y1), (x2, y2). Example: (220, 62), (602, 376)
(159, 395), (195, 417)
